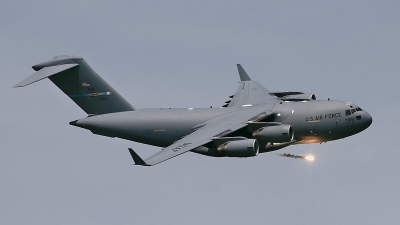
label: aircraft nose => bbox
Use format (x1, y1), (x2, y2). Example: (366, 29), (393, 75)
(362, 111), (373, 129)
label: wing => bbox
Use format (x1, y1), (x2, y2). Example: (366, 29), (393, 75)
(132, 105), (274, 166)
(223, 64), (279, 107)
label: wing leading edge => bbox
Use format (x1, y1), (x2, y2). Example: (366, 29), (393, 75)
(131, 104), (275, 166)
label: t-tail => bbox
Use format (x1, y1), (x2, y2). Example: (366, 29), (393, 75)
(13, 56), (135, 115)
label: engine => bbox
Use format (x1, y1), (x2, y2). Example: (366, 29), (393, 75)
(252, 124), (294, 143)
(217, 139), (259, 157)
(281, 93), (316, 101)
(271, 92), (316, 101)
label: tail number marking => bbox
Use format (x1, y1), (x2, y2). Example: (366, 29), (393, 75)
(172, 143), (192, 152)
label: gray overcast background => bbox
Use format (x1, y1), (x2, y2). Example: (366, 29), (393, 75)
(1, 1), (399, 224)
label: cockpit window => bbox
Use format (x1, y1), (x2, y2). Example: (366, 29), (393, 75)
(346, 108), (357, 116)
(356, 107), (363, 111)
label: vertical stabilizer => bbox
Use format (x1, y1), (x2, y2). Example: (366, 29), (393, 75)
(14, 56), (135, 115)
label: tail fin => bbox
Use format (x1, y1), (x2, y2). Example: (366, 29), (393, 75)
(13, 56), (135, 115)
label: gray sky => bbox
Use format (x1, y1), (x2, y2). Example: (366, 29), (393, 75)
(1, 1), (399, 224)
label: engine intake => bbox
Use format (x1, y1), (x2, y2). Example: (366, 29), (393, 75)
(252, 124), (294, 143)
(217, 139), (259, 157)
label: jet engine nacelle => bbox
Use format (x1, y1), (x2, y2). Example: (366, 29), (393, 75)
(252, 124), (294, 143)
(271, 92), (316, 101)
(281, 93), (316, 101)
(217, 139), (259, 157)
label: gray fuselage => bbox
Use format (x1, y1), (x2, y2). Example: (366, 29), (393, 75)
(72, 99), (372, 151)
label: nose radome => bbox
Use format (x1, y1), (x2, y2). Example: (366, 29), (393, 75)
(363, 111), (373, 129)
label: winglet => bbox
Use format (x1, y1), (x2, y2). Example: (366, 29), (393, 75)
(237, 64), (251, 81)
(128, 148), (150, 166)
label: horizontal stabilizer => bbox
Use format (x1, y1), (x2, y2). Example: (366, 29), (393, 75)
(128, 148), (150, 166)
(13, 64), (78, 88)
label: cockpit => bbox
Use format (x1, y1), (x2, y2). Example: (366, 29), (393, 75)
(345, 104), (364, 121)
(345, 107), (362, 116)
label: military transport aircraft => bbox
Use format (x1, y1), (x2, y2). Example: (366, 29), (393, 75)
(13, 56), (372, 166)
